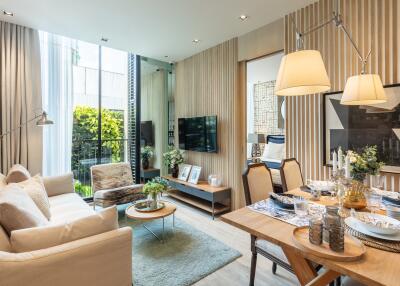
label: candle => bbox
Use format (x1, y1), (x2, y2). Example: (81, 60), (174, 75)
(338, 147), (343, 170)
(345, 154), (351, 178)
(332, 151), (338, 173)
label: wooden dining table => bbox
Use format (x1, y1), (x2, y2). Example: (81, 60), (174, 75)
(221, 188), (400, 286)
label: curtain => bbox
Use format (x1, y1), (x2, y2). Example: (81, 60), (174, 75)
(0, 21), (43, 175)
(40, 32), (74, 176)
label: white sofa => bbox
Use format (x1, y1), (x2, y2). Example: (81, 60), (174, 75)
(0, 173), (133, 286)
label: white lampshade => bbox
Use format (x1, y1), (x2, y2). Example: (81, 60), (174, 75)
(341, 74), (386, 105)
(275, 50), (331, 96)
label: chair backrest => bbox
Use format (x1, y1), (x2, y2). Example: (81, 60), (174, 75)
(266, 135), (285, 144)
(90, 162), (134, 193)
(280, 158), (304, 192)
(242, 163), (274, 206)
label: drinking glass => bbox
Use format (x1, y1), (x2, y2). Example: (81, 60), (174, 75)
(371, 174), (385, 190)
(294, 196), (308, 217)
(365, 192), (382, 213)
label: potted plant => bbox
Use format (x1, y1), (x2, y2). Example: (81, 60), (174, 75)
(142, 181), (164, 209)
(347, 146), (384, 183)
(141, 146), (154, 170)
(163, 146), (184, 178)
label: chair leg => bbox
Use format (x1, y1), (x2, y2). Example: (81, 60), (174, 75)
(250, 251), (257, 286)
(335, 276), (341, 286)
(272, 262), (277, 274)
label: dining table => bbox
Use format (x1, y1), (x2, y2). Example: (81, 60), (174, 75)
(221, 188), (400, 286)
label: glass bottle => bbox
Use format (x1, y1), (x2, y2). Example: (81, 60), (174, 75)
(323, 206), (340, 243)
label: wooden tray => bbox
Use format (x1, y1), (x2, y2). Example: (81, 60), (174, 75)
(292, 226), (366, 262)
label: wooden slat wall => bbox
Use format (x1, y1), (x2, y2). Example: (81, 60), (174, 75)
(175, 38), (247, 209)
(285, 0), (400, 191)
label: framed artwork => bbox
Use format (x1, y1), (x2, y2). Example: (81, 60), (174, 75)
(178, 164), (192, 181)
(323, 83), (400, 167)
(188, 166), (202, 184)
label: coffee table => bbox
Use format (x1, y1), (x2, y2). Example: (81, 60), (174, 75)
(125, 201), (176, 243)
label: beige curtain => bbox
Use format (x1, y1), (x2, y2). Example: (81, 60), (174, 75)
(0, 21), (42, 175)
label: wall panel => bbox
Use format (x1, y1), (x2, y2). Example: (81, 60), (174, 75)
(285, 0), (400, 188)
(175, 39), (246, 209)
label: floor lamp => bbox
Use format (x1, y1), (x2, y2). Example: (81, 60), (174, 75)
(0, 111), (54, 139)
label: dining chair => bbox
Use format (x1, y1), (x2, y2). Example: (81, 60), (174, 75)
(280, 158), (304, 192)
(242, 163), (294, 285)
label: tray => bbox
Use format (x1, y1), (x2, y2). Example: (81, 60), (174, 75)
(134, 201), (165, 212)
(292, 226), (366, 262)
(269, 193), (294, 210)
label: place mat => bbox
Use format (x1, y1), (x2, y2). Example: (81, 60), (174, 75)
(345, 224), (400, 253)
(248, 199), (325, 227)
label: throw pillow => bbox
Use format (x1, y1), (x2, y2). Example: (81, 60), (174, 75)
(6, 164), (31, 184)
(262, 142), (285, 161)
(11, 206), (119, 252)
(42, 172), (74, 197)
(10, 175), (51, 220)
(0, 173), (6, 189)
(0, 185), (48, 235)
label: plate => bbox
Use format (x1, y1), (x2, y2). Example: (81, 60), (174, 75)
(345, 217), (400, 241)
(351, 212), (400, 235)
(308, 180), (335, 191)
(269, 193), (294, 210)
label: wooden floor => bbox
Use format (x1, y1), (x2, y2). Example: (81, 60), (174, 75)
(164, 195), (299, 286)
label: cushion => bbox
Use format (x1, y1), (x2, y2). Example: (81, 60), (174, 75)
(10, 175), (51, 220)
(0, 226), (11, 252)
(262, 142), (285, 161)
(255, 239), (288, 264)
(49, 193), (95, 224)
(5, 164), (31, 184)
(91, 163), (134, 192)
(0, 185), (48, 235)
(341, 277), (366, 286)
(0, 173), (6, 188)
(10, 206), (119, 252)
(42, 172), (74, 197)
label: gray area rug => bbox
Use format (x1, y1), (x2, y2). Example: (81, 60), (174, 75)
(118, 206), (241, 286)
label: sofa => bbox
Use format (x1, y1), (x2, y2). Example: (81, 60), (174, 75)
(0, 172), (133, 286)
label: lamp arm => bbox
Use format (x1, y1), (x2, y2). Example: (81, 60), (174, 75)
(0, 114), (41, 139)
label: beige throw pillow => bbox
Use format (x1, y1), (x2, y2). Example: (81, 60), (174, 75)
(0, 173), (6, 189)
(0, 185), (48, 235)
(11, 206), (119, 252)
(10, 175), (51, 220)
(6, 164), (31, 184)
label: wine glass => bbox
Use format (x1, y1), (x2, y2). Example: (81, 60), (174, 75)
(365, 192), (382, 214)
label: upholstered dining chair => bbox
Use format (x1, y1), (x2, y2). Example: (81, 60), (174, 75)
(280, 158), (304, 192)
(91, 162), (145, 209)
(242, 163), (294, 285)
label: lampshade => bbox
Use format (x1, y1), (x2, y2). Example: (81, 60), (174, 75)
(341, 74), (386, 105)
(247, 133), (266, 144)
(36, 112), (54, 126)
(275, 50), (331, 96)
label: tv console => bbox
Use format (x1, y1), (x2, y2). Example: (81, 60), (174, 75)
(162, 175), (231, 220)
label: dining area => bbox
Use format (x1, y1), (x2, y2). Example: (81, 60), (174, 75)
(222, 156), (400, 286)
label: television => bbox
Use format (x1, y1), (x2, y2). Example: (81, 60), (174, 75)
(140, 121), (154, 146)
(178, 116), (217, 153)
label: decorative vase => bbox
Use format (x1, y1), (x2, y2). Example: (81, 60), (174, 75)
(142, 158), (149, 170)
(343, 180), (367, 210)
(148, 193), (159, 210)
(208, 174), (222, 187)
(171, 164), (179, 178)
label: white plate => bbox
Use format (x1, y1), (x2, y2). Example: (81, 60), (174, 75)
(352, 212), (400, 235)
(308, 180), (335, 191)
(345, 217), (400, 241)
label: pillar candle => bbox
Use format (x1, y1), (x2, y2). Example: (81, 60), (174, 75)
(338, 147), (343, 170)
(332, 151), (337, 173)
(345, 154), (351, 178)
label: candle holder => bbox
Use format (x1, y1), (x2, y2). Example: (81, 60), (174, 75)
(309, 218), (323, 245)
(343, 180), (367, 210)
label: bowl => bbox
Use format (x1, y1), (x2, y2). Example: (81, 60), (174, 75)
(352, 212), (400, 235)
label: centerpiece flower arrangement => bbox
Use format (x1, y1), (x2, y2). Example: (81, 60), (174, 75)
(142, 181), (165, 209)
(163, 146), (184, 178)
(347, 146), (384, 182)
(141, 146), (154, 170)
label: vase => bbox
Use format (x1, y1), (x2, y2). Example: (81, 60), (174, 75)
(142, 158), (149, 170)
(148, 193), (159, 210)
(171, 164), (179, 178)
(343, 180), (367, 210)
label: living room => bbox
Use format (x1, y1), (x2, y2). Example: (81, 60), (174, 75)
(1, 0), (400, 286)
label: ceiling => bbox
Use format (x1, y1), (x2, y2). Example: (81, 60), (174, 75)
(0, 0), (316, 62)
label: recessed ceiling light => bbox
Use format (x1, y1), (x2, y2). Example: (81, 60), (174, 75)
(101, 37), (108, 42)
(192, 39), (200, 44)
(239, 15), (249, 21)
(2, 10), (14, 16)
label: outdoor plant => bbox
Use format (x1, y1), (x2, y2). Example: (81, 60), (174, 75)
(163, 146), (184, 168)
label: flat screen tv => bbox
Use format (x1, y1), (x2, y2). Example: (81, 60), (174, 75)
(178, 116), (217, 153)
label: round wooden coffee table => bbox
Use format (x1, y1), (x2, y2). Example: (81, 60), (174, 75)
(125, 201), (176, 242)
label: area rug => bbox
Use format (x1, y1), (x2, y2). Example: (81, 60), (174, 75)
(117, 206), (241, 286)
